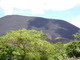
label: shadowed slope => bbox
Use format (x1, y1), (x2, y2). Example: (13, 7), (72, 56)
(0, 15), (79, 43)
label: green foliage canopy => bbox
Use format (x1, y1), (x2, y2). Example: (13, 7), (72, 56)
(65, 41), (80, 57)
(73, 31), (80, 40)
(1, 28), (79, 60)
(0, 29), (56, 60)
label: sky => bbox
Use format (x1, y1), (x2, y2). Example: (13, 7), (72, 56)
(0, 0), (80, 28)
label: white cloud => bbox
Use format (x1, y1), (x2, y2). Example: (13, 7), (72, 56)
(66, 15), (80, 28)
(0, 0), (80, 15)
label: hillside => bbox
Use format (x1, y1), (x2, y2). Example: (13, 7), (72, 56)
(0, 15), (79, 43)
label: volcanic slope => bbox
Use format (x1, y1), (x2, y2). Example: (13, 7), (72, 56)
(0, 15), (79, 43)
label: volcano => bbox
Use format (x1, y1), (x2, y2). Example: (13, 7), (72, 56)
(0, 15), (79, 43)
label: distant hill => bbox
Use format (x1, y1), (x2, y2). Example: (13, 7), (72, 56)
(0, 15), (79, 43)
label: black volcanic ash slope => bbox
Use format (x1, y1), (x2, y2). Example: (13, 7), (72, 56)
(0, 15), (79, 43)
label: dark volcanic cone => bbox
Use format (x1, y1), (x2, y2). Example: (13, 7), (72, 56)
(0, 15), (79, 43)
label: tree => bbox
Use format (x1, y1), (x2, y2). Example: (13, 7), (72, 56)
(73, 30), (80, 40)
(65, 41), (80, 58)
(0, 44), (22, 60)
(53, 42), (67, 60)
(64, 31), (80, 58)
(0, 28), (56, 60)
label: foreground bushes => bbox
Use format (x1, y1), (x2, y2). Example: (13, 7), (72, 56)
(0, 29), (80, 60)
(0, 29), (60, 60)
(65, 41), (80, 57)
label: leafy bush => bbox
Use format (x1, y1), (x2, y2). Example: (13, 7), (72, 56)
(1, 28), (80, 60)
(0, 45), (22, 60)
(65, 41), (80, 57)
(73, 31), (80, 40)
(0, 29), (55, 60)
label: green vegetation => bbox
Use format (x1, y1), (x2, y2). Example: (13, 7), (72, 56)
(0, 28), (80, 60)
(65, 41), (80, 57)
(73, 30), (80, 40)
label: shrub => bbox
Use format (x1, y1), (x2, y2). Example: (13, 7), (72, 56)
(65, 41), (80, 57)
